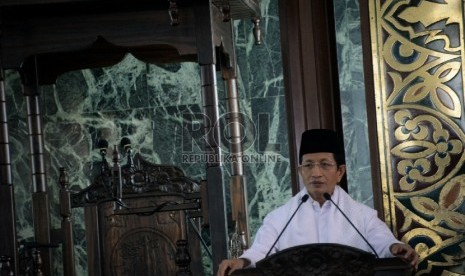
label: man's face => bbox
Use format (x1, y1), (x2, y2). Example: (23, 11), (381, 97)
(298, 152), (346, 201)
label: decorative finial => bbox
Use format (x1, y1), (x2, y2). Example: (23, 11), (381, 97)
(252, 17), (262, 45)
(168, 0), (179, 26)
(221, 1), (231, 22)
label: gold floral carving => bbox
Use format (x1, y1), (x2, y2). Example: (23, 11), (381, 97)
(369, 0), (465, 274)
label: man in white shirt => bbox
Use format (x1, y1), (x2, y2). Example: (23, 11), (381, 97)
(217, 129), (419, 276)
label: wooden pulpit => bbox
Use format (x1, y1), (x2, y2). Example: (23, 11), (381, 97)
(231, 243), (413, 276)
(59, 152), (205, 275)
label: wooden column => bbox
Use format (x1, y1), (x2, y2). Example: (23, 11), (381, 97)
(278, 0), (344, 194)
(58, 167), (76, 276)
(22, 61), (53, 275)
(0, 67), (19, 275)
(225, 75), (250, 255)
(195, 2), (228, 269)
(200, 63), (229, 271)
(358, 0), (384, 216)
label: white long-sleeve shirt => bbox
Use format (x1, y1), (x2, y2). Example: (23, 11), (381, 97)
(240, 186), (400, 267)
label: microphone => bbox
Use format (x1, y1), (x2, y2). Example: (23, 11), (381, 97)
(97, 139), (110, 174)
(323, 192), (380, 258)
(97, 139), (109, 154)
(120, 137), (132, 153)
(265, 194), (309, 258)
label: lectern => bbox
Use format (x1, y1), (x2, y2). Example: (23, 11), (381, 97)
(231, 243), (412, 276)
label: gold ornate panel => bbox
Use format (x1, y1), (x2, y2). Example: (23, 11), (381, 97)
(368, 0), (465, 274)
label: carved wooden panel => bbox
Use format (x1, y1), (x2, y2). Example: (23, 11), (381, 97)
(362, 0), (465, 273)
(97, 196), (184, 275)
(70, 153), (203, 275)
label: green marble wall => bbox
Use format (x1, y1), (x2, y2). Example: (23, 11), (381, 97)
(5, 0), (370, 274)
(334, 0), (373, 207)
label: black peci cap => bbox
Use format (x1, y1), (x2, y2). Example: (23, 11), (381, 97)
(299, 129), (344, 163)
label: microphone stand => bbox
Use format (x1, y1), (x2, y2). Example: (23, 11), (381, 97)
(265, 194), (309, 258)
(323, 192), (380, 258)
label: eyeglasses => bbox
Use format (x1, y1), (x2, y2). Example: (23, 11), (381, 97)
(299, 162), (337, 172)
